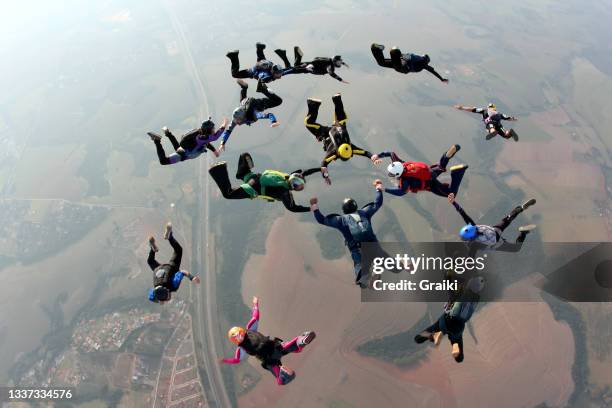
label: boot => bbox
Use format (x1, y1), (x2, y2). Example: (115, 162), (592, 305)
(445, 144), (461, 159)
(414, 331), (433, 344)
(209, 161), (231, 193)
(449, 164), (468, 173)
(517, 224), (537, 243)
(451, 343), (461, 359)
(296, 331), (316, 347)
(278, 366), (296, 385)
(294, 46), (304, 66)
(521, 198), (536, 210)
(163, 222), (172, 240)
(255, 42), (266, 52)
(226, 50), (239, 60)
(371, 43), (385, 51)
(274, 48), (291, 68)
(433, 331), (443, 346)
(147, 132), (162, 142)
(149, 236), (159, 252)
(485, 132), (497, 140)
(307, 98), (321, 108)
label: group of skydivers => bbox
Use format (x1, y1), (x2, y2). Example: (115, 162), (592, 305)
(145, 43), (537, 385)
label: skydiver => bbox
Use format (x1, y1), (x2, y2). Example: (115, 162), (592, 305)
(220, 296), (316, 386)
(370, 43), (448, 83)
(147, 118), (226, 165)
(218, 79), (282, 153)
(290, 46), (349, 83)
(226, 42), (293, 83)
(448, 193), (537, 250)
(414, 276), (484, 363)
(371, 145), (468, 198)
(305, 94), (380, 185)
(454, 103), (519, 141)
(310, 180), (389, 288)
(147, 223), (200, 304)
(208, 152), (320, 213)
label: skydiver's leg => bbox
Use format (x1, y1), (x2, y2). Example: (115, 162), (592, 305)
(165, 131), (181, 151)
(237, 79), (249, 101)
(209, 162), (252, 199)
(152, 139), (181, 166)
(414, 319), (442, 343)
(167, 233), (183, 270)
(255, 82), (282, 109)
(305, 98), (324, 139)
(235, 153), (254, 180)
(227, 51), (252, 79)
(274, 49), (291, 69)
(256, 42), (266, 61)
(280, 331), (316, 355)
(351, 248), (365, 286)
(147, 249), (160, 271)
(371, 43), (393, 68)
(389, 47), (404, 72)
(493, 212), (517, 233)
(448, 165), (468, 195)
(438, 144), (461, 170)
(294, 46), (303, 66)
(449, 333), (464, 363)
(485, 123), (498, 140)
(264, 364), (295, 385)
(429, 180), (451, 197)
(332, 93), (347, 125)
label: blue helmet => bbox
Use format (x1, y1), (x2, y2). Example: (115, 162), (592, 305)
(148, 286), (170, 303)
(459, 225), (477, 240)
(148, 288), (157, 302)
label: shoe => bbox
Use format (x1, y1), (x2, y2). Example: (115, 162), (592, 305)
(149, 236), (158, 252)
(445, 144), (461, 159)
(449, 164), (468, 173)
(332, 93), (342, 100)
(243, 154), (254, 170)
(371, 43), (385, 51)
(518, 224), (537, 233)
(521, 198), (536, 210)
(274, 48), (287, 57)
(278, 366), (295, 385)
(451, 343), (461, 358)
(255, 42), (266, 51)
(226, 50), (239, 59)
(163, 222), (172, 240)
(297, 331), (316, 347)
(236, 79), (248, 89)
(210, 161), (227, 170)
(147, 132), (162, 142)
(307, 98), (322, 107)
(433, 331), (443, 346)
(414, 332), (433, 344)
(509, 129), (519, 141)
(485, 132), (497, 140)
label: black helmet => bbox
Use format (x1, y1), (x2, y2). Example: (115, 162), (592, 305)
(423, 54), (431, 64)
(271, 64), (282, 73)
(342, 198), (358, 214)
(332, 55), (346, 67)
(201, 117), (215, 134)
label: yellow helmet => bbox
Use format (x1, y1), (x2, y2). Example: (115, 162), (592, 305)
(228, 326), (245, 345)
(487, 103), (496, 110)
(337, 143), (353, 160)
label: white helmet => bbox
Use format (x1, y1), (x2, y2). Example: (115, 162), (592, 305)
(387, 162), (403, 178)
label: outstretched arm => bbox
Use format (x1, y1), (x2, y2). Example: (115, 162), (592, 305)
(375, 151), (404, 162)
(255, 111), (278, 126)
(301, 167), (323, 178)
(246, 296), (260, 331)
(327, 66), (345, 83)
(362, 183), (384, 217)
(351, 144), (372, 159)
(449, 194), (476, 225)
(220, 121), (237, 145)
(455, 105), (482, 114)
(281, 191), (310, 213)
(424, 65), (447, 82)
(221, 347), (247, 365)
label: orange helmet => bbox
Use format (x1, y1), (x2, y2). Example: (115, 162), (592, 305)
(228, 326), (246, 345)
